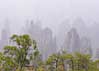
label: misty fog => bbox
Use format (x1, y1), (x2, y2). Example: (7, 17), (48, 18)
(0, 0), (99, 60)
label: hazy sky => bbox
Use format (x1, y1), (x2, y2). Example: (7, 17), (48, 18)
(0, 0), (99, 34)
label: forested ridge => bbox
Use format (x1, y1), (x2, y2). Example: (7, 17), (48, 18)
(0, 34), (99, 71)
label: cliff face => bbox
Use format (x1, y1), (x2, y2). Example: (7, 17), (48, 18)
(25, 20), (57, 60)
(62, 28), (81, 53)
(0, 20), (10, 51)
(80, 37), (92, 55)
(62, 28), (92, 56)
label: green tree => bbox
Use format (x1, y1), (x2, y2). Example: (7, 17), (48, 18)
(3, 34), (39, 71)
(46, 54), (59, 71)
(30, 40), (41, 71)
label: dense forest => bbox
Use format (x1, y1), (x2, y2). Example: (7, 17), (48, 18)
(0, 34), (99, 71)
